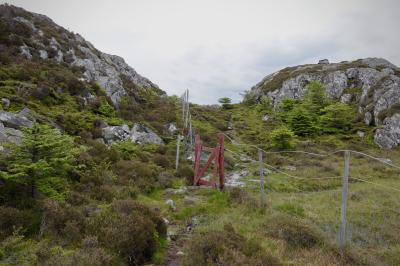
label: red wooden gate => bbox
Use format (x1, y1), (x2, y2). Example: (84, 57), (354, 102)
(193, 133), (225, 190)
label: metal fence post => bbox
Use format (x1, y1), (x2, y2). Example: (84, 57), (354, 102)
(339, 150), (350, 251)
(259, 149), (266, 209)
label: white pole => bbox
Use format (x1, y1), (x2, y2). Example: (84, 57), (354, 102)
(175, 134), (181, 171)
(339, 150), (350, 251)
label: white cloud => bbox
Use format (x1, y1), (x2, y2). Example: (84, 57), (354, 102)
(3, 0), (400, 103)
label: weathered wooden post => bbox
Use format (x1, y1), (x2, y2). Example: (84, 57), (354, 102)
(339, 150), (350, 251)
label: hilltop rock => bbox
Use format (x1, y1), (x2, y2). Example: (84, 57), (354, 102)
(318, 59), (329, 64)
(248, 58), (400, 148)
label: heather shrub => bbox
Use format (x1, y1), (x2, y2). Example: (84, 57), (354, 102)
(114, 160), (159, 192)
(176, 164), (194, 185)
(39, 200), (85, 242)
(153, 154), (171, 168)
(0, 206), (39, 240)
(264, 214), (323, 248)
(184, 224), (281, 266)
(87, 200), (166, 265)
(157, 171), (174, 188)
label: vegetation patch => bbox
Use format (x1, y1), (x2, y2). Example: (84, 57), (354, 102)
(264, 214), (323, 249)
(184, 223), (281, 266)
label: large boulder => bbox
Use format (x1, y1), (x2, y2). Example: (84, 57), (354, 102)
(101, 124), (131, 144)
(129, 124), (164, 145)
(374, 113), (400, 149)
(101, 123), (164, 145)
(0, 122), (23, 145)
(0, 109), (34, 129)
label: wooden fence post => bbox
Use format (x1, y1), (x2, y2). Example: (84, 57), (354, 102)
(339, 150), (350, 251)
(259, 149), (266, 209)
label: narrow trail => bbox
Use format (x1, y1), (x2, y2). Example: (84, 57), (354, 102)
(160, 188), (204, 266)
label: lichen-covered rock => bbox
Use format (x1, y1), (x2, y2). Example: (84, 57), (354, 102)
(101, 123), (164, 145)
(0, 122), (23, 145)
(374, 113), (400, 149)
(130, 124), (164, 145)
(0, 110), (34, 129)
(102, 125), (131, 144)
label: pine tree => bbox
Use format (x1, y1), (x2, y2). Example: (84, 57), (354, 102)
(0, 124), (78, 201)
(270, 126), (297, 150)
(218, 97), (233, 109)
(320, 103), (355, 133)
(303, 81), (329, 114)
(287, 106), (318, 136)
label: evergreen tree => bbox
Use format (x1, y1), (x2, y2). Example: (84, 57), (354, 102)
(319, 103), (355, 133)
(303, 81), (329, 114)
(218, 97), (233, 109)
(0, 124), (78, 201)
(287, 106), (318, 136)
(270, 126), (297, 150)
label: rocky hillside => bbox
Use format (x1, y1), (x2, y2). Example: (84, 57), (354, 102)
(0, 4), (177, 149)
(247, 58), (400, 149)
(0, 4), (163, 105)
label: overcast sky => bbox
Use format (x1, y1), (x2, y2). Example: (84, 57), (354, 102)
(3, 0), (400, 104)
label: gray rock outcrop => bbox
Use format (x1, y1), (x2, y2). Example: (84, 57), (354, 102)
(374, 113), (400, 149)
(129, 124), (164, 145)
(0, 109), (34, 129)
(248, 58), (400, 148)
(0, 122), (23, 145)
(0, 109), (35, 146)
(102, 125), (131, 144)
(101, 123), (164, 145)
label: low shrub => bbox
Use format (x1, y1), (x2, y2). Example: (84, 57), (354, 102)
(184, 223), (281, 266)
(0, 207), (39, 240)
(270, 126), (297, 150)
(157, 171), (174, 188)
(264, 214), (323, 248)
(87, 199), (166, 265)
(227, 187), (250, 205)
(176, 164), (194, 185)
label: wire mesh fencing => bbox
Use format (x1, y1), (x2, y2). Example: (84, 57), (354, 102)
(223, 134), (400, 263)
